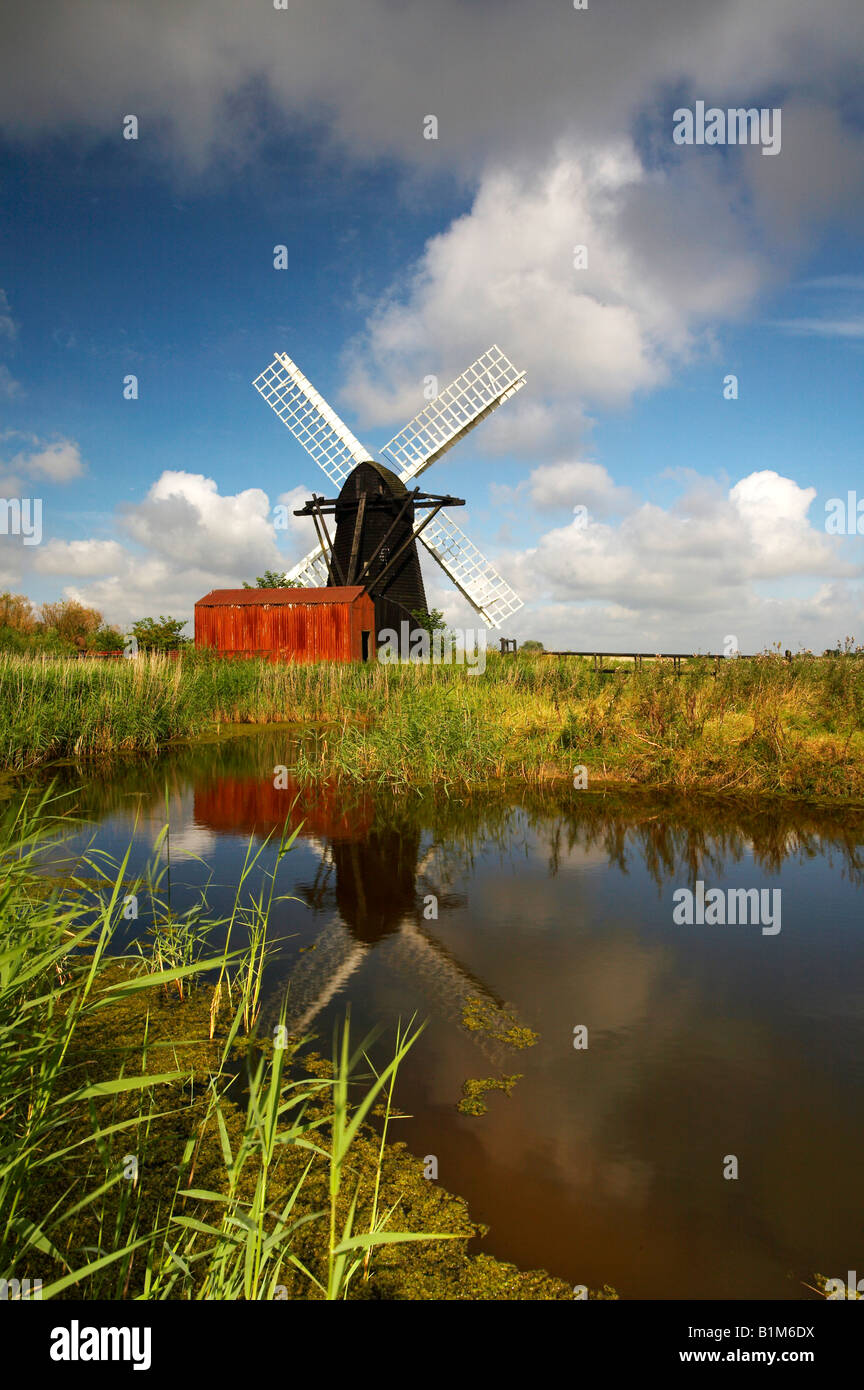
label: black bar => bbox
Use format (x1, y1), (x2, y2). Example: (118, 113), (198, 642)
(10, 1295), (858, 1374)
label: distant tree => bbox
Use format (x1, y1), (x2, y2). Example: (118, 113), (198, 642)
(41, 599), (103, 650)
(131, 616), (189, 652)
(520, 639), (545, 652)
(410, 608), (447, 636)
(242, 571), (301, 589)
(0, 591), (37, 634)
(0, 592), (125, 655)
(0, 624), (32, 653)
(87, 624), (126, 652)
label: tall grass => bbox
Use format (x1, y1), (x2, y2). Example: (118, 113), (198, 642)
(0, 791), (455, 1300)
(2, 648), (864, 796)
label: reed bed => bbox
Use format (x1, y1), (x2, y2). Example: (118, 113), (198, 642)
(0, 791), (467, 1301)
(2, 649), (864, 797)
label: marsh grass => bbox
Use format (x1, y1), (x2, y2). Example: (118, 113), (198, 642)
(3, 647), (864, 796)
(0, 791), (457, 1300)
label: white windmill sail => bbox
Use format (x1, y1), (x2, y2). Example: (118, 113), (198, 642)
(381, 345), (526, 483)
(253, 352), (371, 486)
(254, 344), (527, 624)
(418, 511), (523, 629)
(285, 542), (330, 587)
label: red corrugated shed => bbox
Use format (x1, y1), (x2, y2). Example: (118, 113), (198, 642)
(194, 586), (375, 663)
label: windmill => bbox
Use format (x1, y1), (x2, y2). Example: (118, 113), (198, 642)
(253, 345), (526, 630)
(290, 460), (467, 637)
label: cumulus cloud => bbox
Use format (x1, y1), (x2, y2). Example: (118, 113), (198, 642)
(727, 471), (828, 575)
(63, 556), (221, 630)
(7, 439), (85, 482)
(512, 583), (864, 660)
(4, 2), (864, 647)
(2, 2), (862, 466)
(500, 468), (860, 651)
(0, 436), (85, 491)
(374, 465), (864, 654)
(32, 539), (126, 577)
(502, 461), (635, 517)
(9, 462), (859, 652)
(56, 470), (311, 626)
(2, 1), (862, 177)
(122, 471), (281, 573)
(518, 468), (847, 599)
(341, 145), (772, 451)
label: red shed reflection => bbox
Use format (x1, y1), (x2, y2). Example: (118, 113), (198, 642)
(194, 774), (374, 843)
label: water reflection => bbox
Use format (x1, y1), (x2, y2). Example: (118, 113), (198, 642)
(31, 732), (864, 1300)
(194, 769), (521, 1049)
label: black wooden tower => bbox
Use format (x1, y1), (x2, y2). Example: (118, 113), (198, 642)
(294, 460), (464, 637)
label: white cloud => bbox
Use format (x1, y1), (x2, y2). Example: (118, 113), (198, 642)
(123, 471), (282, 572)
(517, 468), (847, 602)
(12, 462), (862, 654)
(62, 556), (216, 631)
(1, 437), (86, 487)
(527, 462), (634, 517)
(514, 582), (864, 658)
(499, 468), (860, 651)
(32, 539), (126, 576)
(1, 1), (862, 182)
(9, 439), (85, 482)
(275, 484), (317, 551)
(492, 461), (634, 520)
(341, 146), (770, 451)
(727, 470), (827, 576)
(56, 470), (312, 626)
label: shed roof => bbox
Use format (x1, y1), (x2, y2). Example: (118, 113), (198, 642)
(195, 586), (369, 607)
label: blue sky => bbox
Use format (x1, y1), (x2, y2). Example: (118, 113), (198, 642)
(1, 0), (863, 650)
(1, 139), (457, 513)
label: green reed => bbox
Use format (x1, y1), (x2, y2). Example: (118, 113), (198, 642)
(0, 790), (453, 1301)
(2, 647), (864, 796)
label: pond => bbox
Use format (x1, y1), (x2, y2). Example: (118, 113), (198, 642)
(31, 729), (864, 1300)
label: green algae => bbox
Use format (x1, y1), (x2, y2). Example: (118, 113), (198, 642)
(457, 1073), (523, 1116)
(461, 994), (539, 1049)
(457, 996), (537, 1117)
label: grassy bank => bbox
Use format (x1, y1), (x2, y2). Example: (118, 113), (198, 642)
(2, 648), (864, 797)
(0, 792), (593, 1301)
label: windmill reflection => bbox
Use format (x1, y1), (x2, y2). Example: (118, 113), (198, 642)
(193, 773), (519, 1050)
